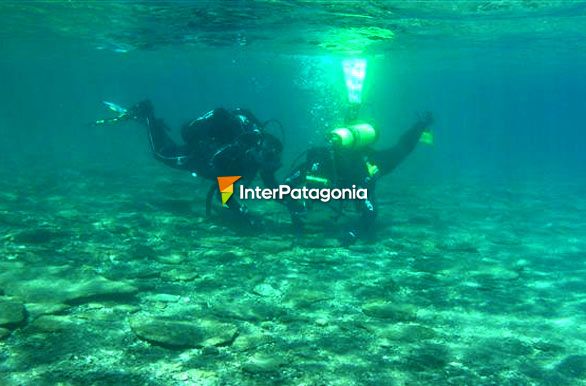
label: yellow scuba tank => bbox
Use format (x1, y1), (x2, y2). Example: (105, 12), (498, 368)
(330, 123), (377, 149)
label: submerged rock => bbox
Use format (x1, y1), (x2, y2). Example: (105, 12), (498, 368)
(361, 301), (416, 321)
(29, 315), (84, 333)
(145, 293), (181, 303)
(283, 288), (332, 308)
(232, 333), (274, 353)
(557, 355), (586, 378)
(129, 316), (238, 349)
(403, 344), (451, 372)
(1, 270), (138, 305)
(0, 298), (26, 327)
(13, 228), (69, 244)
(242, 353), (285, 374)
(155, 254), (186, 265)
(25, 303), (70, 320)
(0, 327), (10, 339)
(252, 283), (282, 298)
(161, 268), (199, 282)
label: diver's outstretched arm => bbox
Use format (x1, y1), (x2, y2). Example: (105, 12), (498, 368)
(372, 112), (433, 176)
(128, 100), (192, 170)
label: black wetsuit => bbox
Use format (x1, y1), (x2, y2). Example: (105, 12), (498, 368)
(285, 115), (432, 243)
(129, 100), (282, 221)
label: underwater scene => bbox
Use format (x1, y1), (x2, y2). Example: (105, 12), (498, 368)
(1, 1), (586, 385)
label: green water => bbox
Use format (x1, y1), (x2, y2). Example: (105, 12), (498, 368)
(1, 2), (586, 385)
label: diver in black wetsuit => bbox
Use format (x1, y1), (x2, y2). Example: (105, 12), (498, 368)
(96, 100), (282, 226)
(285, 112), (434, 245)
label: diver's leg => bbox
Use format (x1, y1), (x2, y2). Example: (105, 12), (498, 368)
(283, 170), (308, 234)
(341, 196), (377, 246)
(181, 107), (240, 145)
(129, 100), (192, 170)
(224, 194), (257, 228)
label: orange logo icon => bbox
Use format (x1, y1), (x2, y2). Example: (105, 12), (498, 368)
(217, 176), (241, 205)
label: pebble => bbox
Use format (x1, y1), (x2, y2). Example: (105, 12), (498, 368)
(252, 283), (281, 297)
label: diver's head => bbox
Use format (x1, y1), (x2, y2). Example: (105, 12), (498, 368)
(328, 123), (378, 150)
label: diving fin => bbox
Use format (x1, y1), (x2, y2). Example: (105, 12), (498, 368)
(93, 101), (130, 126)
(103, 101), (127, 114)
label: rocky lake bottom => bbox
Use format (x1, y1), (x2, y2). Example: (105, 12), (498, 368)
(1, 164), (585, 385)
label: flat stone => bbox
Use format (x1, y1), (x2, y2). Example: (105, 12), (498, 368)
(0, 298), (26, 327)
(29, 315), (83, 333)
(0, 327), (10, 339)
(146, 294), (181, 303)
(315, 318), (329, 327)
(156, 254), (185, 264)
(232, 334), (274, 353)
(252, 284), (281, 298)
(13, 228), (70, 244)
(557, 355), (586, 378)
(362, 301), (416, 321)
(0, 267), (138, 305)
(25, 303), (70, 320)
(200, 250), (243, 263)
(404, 344), (450, 372)
(161, 269), (199, 282)
(283, 288), (332, 308)
(242, 353), (285, 374)
(129, 316), (238, 349)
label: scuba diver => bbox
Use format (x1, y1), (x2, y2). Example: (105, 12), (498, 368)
(285, 111), (434, 245)
(95, 100), (283, 226)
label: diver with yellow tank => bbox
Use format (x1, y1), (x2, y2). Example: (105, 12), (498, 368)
(284, 111), (434, 245)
